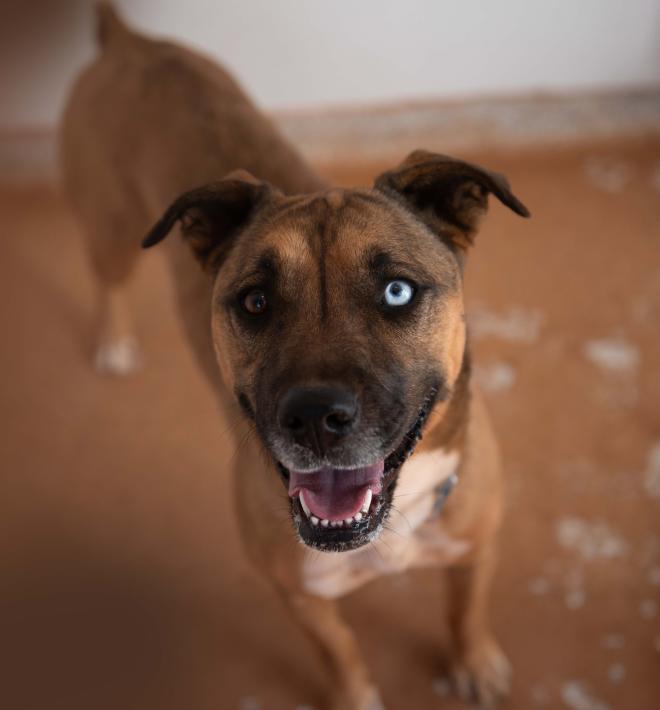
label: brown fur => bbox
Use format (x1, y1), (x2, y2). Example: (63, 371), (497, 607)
(60, 6), (529, 709)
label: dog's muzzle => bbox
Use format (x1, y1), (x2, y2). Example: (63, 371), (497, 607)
(272, 384), (439, 552)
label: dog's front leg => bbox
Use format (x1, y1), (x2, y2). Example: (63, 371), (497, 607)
(282, 591), (384, 710)
(446, 541), (511, 707)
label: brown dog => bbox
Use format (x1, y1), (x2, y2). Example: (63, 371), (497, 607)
(61, 5), (529, 708)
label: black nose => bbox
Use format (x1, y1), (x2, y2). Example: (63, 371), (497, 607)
(277, 385), (359, 454)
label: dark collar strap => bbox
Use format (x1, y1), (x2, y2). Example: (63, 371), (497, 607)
(431, 472), (459, 518)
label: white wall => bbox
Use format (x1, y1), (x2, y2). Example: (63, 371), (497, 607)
(3, 0), (660, 130)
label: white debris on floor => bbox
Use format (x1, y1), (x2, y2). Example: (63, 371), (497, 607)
(561, 680), (610, 710)
(556, 517), (629, 561)
(583, 156), (633, 193)
(468, 306), (543, 343)
(583, 337), (640, 374)
(475, 361), (516, 393)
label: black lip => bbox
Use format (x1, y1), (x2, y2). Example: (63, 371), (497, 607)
(278, 385), (440, 552)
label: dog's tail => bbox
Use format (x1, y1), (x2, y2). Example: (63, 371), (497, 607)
(95, 2), (131, 50)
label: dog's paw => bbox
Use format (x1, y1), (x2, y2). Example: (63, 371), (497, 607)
(94, 337), (143, 376)
(448, 636), (511, 708)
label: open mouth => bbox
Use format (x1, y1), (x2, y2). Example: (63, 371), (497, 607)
(277, 386), (438, 552)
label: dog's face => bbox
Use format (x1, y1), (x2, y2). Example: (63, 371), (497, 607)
(145, 151), (529, 551)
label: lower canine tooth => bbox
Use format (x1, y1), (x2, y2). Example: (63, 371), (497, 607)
(299, 491), (311, 518)
(311, 516), (319, 526)
(354, 512), (362, 522)
(361, 488), (373, 513)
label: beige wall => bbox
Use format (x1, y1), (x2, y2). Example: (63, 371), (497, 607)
(3, 0), (660, 131)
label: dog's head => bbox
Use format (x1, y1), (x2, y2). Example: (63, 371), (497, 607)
(144, 151), (529, 551)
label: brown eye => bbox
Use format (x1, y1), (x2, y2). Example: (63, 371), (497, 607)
(242, 289), (267, 315)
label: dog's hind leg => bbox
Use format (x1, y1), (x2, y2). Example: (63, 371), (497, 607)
(93, 280), (142, 376)
(77, 199), (148, 377)
(282, 592), (384, 710)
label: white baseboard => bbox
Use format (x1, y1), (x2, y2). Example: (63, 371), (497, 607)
(277, 88), (660, 165)
(2, 89), (659, 185)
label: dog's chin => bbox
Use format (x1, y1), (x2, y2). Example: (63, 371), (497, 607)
(275, 387), (438, 552)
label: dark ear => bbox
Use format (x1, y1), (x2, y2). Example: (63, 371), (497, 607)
(374, 150), (530, 248)
(142, 170), (274, 269)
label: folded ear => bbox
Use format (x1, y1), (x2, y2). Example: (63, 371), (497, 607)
(374, 150), (530, 249)
(142, 170), (275, 270)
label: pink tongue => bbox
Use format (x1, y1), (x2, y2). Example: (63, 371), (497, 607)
(288, 461), (384, 521)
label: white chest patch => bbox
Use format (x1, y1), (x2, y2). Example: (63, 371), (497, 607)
(300, 448), (471, 599)
(389, 448), (461, 533)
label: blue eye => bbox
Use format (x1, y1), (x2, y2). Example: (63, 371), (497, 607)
(383, 279), (414, 307)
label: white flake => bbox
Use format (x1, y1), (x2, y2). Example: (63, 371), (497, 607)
(583, 337), (639, 374)
(476, 361), (516, 393)
(560, 681), (609, 710)
(556, 517), (628, 560)
(469, 306), (543, 342)
(583, 156), (632, 193)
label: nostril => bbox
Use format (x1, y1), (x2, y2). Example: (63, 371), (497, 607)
(324, 409), (355, 433)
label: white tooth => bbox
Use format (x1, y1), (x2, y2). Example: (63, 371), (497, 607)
(311, 516), (319, 526)
(361, 488), (373, 513)
(332, 521), (340, 527)
(344, 517), (353, 525)
(321, 519), (329, 527)
(299, 491), (311, 518)
(354, 512), (363, 522)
